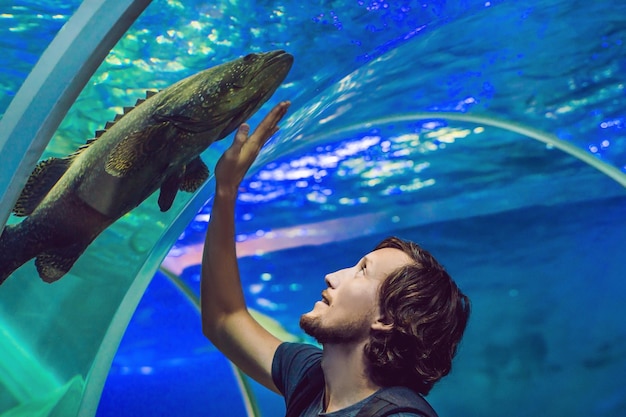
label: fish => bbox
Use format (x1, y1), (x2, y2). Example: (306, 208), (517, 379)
(0, 50), (293, 284)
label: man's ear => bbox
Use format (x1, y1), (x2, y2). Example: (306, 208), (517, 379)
(371, 318), (394, 332)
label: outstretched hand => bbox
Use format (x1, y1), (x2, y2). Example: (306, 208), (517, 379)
(214, 101), (290, 197)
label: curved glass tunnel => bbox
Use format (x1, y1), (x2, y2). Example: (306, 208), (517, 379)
(0, 1), (625, 416)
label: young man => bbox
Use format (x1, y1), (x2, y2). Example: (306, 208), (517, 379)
(201, 101), (470, 417)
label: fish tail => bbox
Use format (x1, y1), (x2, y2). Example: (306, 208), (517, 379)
(0, 223), (38, 285)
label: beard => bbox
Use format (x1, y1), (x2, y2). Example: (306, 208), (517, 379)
(299, 313), (372, 345)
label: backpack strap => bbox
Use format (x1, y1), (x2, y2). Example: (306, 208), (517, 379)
(354, 386), (438, 417)
(284, 361), (325, 417)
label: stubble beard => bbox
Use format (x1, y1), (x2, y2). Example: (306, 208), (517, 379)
(299, 313), (371, 345)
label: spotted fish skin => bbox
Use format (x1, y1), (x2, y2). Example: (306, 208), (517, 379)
(0, 50), (293, 284)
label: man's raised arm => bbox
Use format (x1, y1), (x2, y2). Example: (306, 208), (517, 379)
(201, 101), (290, 393)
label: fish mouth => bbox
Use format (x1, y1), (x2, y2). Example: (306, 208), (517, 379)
(217, 50), (293, 137)
(269, 50), (293, 63)
(241, 50), (293, 100)
(261, 50), (294, 75)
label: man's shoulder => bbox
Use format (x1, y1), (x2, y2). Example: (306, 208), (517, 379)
(277, 341), (322, 357)
(274, 342), (323, 370)
(272, 342), (323, 399)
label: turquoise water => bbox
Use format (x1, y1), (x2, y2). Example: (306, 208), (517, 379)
(1, 1), (625, 416)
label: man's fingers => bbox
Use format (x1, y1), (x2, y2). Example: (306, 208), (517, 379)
(252, 101), (290, 140)
(233, 123), (250, 147)
(215, 101), (290, 189)
(228, 101), (290, 157)
(223, 123), (250, 158)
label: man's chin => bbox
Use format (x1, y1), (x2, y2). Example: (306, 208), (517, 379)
(300, 305), (322, 322)
(299, 313), (319, 336)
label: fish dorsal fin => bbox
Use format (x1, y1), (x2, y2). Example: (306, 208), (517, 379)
(69, 137), (99, 158)
(179, 156), (209, 192)
(107, 104), (136, 128)
(105, 122), (170, 177)
(70, 90), (163, 166)
(13, 157), (71, 217)
(85, 106), (136, 149)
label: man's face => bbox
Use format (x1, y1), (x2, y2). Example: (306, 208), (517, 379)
(300, 247), (412, 345)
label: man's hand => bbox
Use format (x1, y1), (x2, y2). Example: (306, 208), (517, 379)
(215, 101), (290, 198)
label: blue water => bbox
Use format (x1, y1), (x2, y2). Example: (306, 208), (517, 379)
(1, 0), (626, 416)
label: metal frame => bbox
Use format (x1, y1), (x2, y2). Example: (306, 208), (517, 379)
(0, 0), (152, 232)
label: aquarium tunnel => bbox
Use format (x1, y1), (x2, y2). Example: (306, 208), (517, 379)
(0, 0), (625, 416)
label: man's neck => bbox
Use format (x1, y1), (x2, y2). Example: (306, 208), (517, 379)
(320, 341), (381, 413)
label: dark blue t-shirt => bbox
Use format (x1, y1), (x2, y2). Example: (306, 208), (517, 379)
(271, 342), (423, 417)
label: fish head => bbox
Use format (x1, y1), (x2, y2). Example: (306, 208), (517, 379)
(154, 50), (293, 140)
(212, 50), (293, 136)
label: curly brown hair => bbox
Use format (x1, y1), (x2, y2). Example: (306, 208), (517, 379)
(364, 236), (470, 396)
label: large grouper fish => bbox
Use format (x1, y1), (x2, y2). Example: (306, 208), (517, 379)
(0, 50), (293, 284)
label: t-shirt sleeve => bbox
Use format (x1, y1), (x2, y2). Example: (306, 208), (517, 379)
(271, 342), (323, 400)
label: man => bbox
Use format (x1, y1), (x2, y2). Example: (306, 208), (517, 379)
(201, 101), (470, 416)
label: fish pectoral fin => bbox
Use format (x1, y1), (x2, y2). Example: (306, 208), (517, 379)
(35, 245), (86, 283)
(180, 157), (210, 192)
(105, 123), (169, 177)
(158, 171), (183, 212)
(13, 157), (71, 217)
(158, 157), (209, 211)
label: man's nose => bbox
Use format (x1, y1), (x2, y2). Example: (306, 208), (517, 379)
(324, 273), (335, 289)
(325, 267), (349, 288)
(325, 270), (341, 289)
